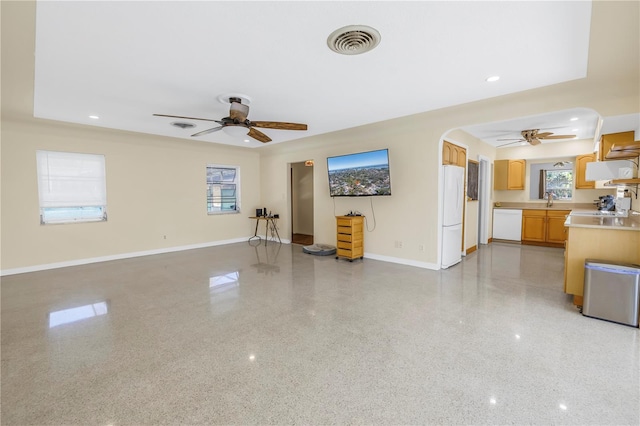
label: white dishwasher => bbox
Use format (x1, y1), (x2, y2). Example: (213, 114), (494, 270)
(492, 209), (522, 241)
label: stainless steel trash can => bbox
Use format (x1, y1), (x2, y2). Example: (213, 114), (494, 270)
(583, 260), (640, 327)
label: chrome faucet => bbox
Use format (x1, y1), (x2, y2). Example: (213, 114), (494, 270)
(546, 191), (554, 207)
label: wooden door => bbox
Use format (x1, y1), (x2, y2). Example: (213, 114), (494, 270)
(442, 143), (452, 165)
(521, 210), (546, 242)
(546, 210), (570, 244)
(450, 145), (459, 166)
(457, 147), (467, 168)
(507, 160), (525, 190)
(575, 153), (595, 189)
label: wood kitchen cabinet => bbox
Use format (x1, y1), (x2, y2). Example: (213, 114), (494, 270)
(522, 210), (547, 242)
(546, 210), (570, 244)
(494, 159), (525, 190)
(335, 216), (364, 261)
(521, 209), (570, 247)
(442, 141), (466, 167)
(599, 131), (635, 161)
(575, 153), (595, 189)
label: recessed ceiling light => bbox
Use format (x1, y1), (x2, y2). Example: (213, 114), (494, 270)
(485, 75), (500, 82)
(89, 115), (99, 119)
(243, 139), (250, 143)
(570, 117), (579, 121)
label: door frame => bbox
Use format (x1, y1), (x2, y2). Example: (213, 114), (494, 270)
(288, 161), (314, 242)
(477, 155), (492, 245)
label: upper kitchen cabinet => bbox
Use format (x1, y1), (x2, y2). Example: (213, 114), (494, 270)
(575, 153), (596, 189)
(494, 159), (525, 190)
(599, 131), (635, 161)
(442, 141), (467, 167)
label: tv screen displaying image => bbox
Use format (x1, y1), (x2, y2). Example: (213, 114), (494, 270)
(327, 149), (391, 197)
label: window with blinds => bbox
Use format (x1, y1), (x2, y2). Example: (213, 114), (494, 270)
(207, 165), (240, 214)
(36, 150), (107, 224)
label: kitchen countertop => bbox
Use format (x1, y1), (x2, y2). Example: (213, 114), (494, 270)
(493, 202), (595, 210)
(564, 212), (640, 231)
(492, 203), (640, 231)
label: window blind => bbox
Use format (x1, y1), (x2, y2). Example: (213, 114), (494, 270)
(36, 150), (106, 208)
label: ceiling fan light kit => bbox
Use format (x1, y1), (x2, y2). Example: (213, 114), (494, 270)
(222, 125), (249, 138)
(153, 94), (307, 144)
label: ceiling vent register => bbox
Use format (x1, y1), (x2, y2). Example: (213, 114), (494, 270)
(327, 25), (381, 55)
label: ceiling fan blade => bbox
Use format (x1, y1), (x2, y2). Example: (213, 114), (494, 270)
(529, 138), (542, 145)
(535, 132), (553, 138)
(248, 127), (272, 143)
(539, 134), (576, 140)
(497, 140), (524, 147)
(251, 121), (308, 131)
(153, 113), (222, 123)
(191, 126), (224, 137)
(229, 102), (249, 122)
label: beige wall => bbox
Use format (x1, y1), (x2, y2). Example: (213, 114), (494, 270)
(1, 0), (638, 272)
(1, 119), (261, 272)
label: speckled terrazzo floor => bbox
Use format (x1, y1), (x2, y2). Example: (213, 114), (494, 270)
(2, 242), (639, 425)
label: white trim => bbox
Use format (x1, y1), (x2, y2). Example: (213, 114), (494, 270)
(477, 154), (492, 245)
(1, 237), (250, 276)
(364, 252), (440, 270)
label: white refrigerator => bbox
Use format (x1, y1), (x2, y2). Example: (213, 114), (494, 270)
(441, 165), (464, 268)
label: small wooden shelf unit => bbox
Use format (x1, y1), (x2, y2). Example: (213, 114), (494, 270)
(335, 216), (364, 261)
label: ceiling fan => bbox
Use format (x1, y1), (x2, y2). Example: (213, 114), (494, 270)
(497, 129), (576, 147)
(154, 97), (307, 143)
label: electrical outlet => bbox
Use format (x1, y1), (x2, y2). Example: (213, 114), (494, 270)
(418, 244), (424, 252)
(163, 235), (167, 240)
(395, 240), (403, 249)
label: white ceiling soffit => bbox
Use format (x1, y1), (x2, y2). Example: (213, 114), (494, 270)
(598, 113), (640, 138)
(462, 110), (640, 148)
(461, 108), (601, 148)
(33, 1), (592, 148)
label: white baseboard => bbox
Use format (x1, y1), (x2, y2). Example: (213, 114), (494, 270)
(363, 252), (440, 270)
(1, 239), (435, 276)
(0, 237), (263, 276)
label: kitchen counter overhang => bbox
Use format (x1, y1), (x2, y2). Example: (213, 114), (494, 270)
(564, 212), (640, 231)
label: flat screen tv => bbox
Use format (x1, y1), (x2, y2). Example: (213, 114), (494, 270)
(327, 149), (391, 197)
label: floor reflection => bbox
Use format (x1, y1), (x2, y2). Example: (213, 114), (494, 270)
(209, 271), (240, 293)
(48, 301), (109, 328)
(250, 241), (281, 275)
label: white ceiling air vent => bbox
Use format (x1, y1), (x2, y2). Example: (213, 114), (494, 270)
(327, 25), (381, 55)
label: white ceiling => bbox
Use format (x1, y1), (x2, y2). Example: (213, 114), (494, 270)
(461, 107), (601, 148)
(33, 1), (593, 148)
(461, 109), (640, 148)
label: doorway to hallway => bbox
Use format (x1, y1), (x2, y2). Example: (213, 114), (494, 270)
(290, 161), (314, 245)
